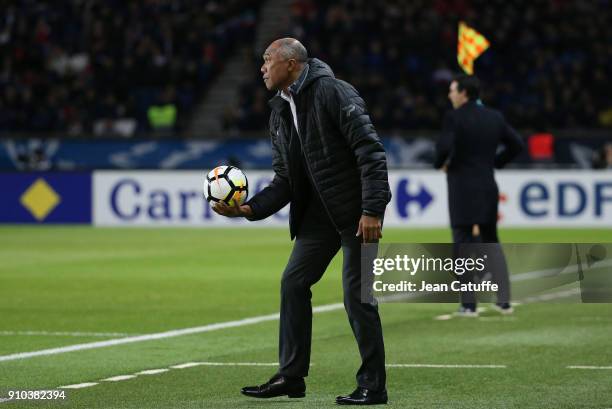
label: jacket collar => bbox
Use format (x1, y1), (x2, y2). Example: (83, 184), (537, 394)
(269, 64), (309, 113)
(286, 64), (309, 96)
(269, 95), (287, 113)
(268, 58), (334, 113)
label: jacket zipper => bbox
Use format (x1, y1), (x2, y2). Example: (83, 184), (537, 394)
(293, 108), (340, 232)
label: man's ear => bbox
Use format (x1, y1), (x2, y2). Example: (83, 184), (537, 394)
(287, 59), (297, 72)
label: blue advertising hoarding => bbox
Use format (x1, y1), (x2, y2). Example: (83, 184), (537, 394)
(0, 173), (91, 224)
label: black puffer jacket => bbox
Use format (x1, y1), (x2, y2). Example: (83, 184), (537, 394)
(247, 58), (391, 238)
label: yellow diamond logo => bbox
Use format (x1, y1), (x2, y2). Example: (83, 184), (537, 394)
(20, 178), (61, 221)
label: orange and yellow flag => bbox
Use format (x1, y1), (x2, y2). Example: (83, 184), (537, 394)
(457, 22), (490, 75)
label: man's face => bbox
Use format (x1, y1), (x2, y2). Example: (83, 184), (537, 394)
(448, 81), (468, 109)
(261, 45), (290, 91)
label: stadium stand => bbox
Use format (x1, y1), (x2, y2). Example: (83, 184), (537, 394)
(1, 0), (610, 139)
(227, 0), (612, 133)
(0, 0), (259, 137)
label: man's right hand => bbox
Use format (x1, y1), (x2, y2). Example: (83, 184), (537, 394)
(212, 201), (253, 218)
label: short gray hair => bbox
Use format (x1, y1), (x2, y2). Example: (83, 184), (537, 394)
(274, 38), (308, 63)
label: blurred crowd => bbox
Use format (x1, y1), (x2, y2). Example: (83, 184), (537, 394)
(0, 0), (258, 137)
(2, 0), (610, 138)
(227, 0), (612, 133)
(592, 143), (612, 169)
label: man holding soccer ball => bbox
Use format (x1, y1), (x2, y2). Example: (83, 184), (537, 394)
(213, 38), (391, 405)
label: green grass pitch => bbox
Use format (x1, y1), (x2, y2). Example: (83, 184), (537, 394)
(1, 227), (612, 408)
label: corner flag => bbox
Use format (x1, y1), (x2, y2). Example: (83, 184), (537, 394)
(457, 22), (490, 74)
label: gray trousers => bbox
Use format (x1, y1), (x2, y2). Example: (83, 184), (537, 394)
(277, 200), (386, 391)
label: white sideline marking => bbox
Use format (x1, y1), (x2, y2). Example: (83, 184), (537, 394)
(50, 361), (505, 393)
(0, 260), (597, 363)
(197, 362), (278, 367)
(169, 361), (277, 369)
(10, 361), (607, 396)
(312, 302), (344, 312)
(511, 259), (612, 282)
(0, 314), (277, 362)
(170, 362), (204, 369)
(59, 382), (98, 389)
(567, 365), (612, 370)
(0, 330), (134, 338)
(0, 303), (345, 363)
(48, 362), (281, 393)
(387, 363), (506, 368)
(102, 375), (137, 381)
(520, 288), (581, 303)
(136, 369), (169, 375)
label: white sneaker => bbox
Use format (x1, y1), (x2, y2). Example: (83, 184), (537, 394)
(454, 306), (479, 317)
(492, 303), (514, 315)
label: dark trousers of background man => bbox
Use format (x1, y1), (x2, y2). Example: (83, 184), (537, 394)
(277, 195), (386, 392)
(452, 223), (511, 305)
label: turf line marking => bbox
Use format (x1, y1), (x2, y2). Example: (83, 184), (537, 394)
(0, 313), (281, 362)
(567, 365), (612, 370)
(511, 259), (612, 283)
(0, 331), (134, 338)
(196, 362), (279, 366)
(0, 263), (591, 363)
(387, 364), (506, 368)
(519, 288), (581, 303)
(53, 362), (507, 394)
(59, 382), (98, 389)
(136, 369), (169, 375)
(101, 375), (137, 382)
(312, 302), (345, 313)
(170, 362), (204, 369)
(0, 303), (345, 363)
(52, 363), (282, 393)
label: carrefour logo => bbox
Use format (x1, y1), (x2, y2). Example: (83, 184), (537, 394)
(106, 177), (288, 222)
(110, 179), (206, 220)
(20, 178), (61, 221)
(396, 179), (433, 219)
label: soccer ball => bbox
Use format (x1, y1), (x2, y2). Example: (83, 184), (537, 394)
(203, 165), (249, 206)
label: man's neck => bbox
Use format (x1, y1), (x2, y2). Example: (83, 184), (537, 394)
(281, 64), (306, 94)
(455, 99), (469, 109)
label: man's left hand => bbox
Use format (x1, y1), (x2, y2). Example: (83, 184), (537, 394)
(212, 201), (253, 218)
(356, 214), (382, 243)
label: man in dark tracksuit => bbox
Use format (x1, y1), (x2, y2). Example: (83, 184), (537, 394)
(434, 74), (524, 317)
(213, 38), (391, 405)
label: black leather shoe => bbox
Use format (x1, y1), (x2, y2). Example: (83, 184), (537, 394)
(241, 374), (305, 399)
(336, 387), (388, 405)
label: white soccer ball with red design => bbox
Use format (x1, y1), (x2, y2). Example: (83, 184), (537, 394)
(203, 165), (249, 206)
